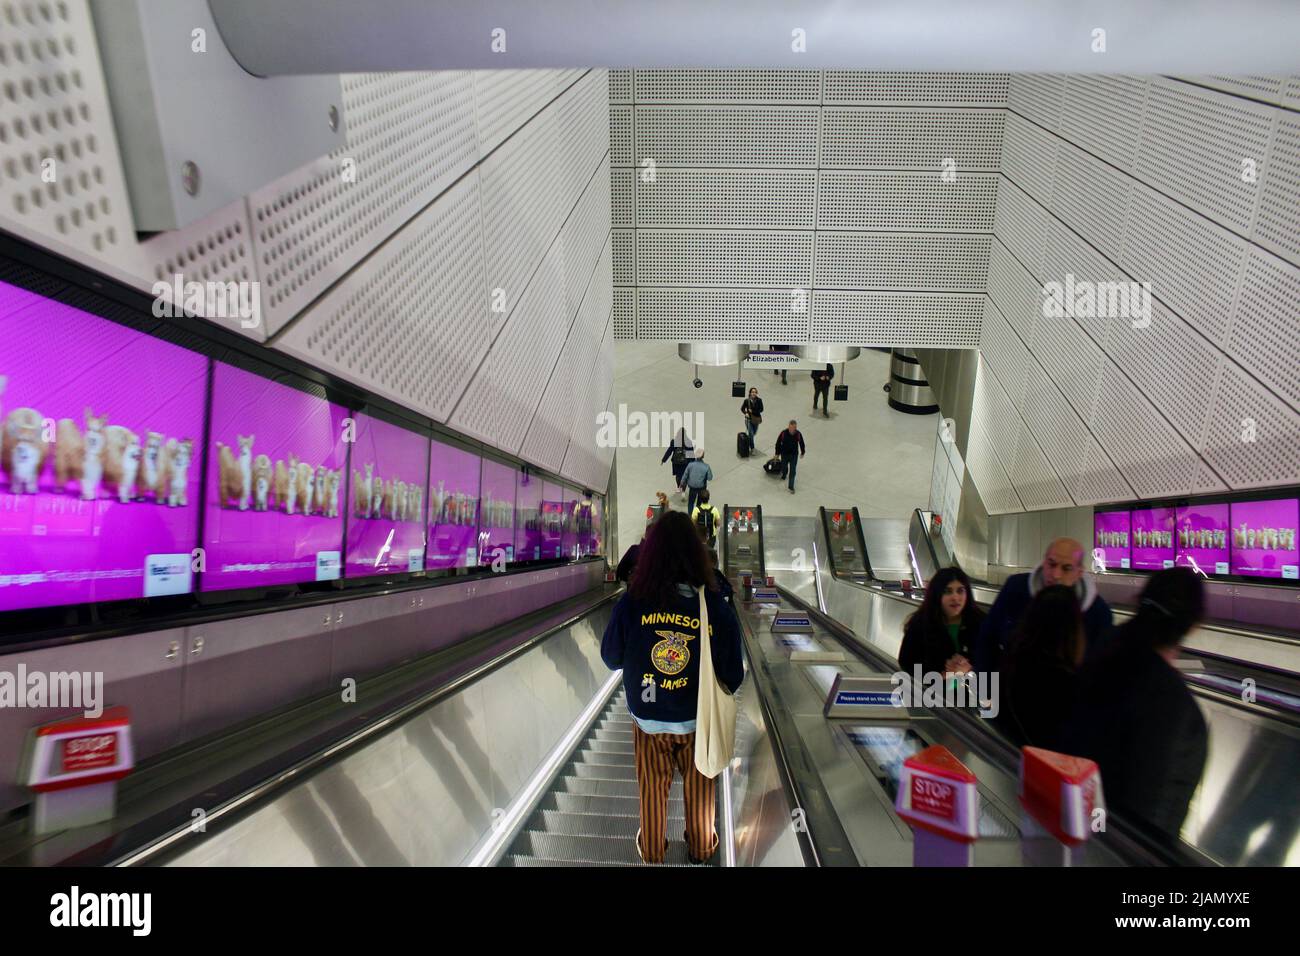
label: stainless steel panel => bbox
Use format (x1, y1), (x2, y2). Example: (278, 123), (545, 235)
(180, 605), (337, 743)
(0, 628), (186, 815)
(859, 517), (915, 581)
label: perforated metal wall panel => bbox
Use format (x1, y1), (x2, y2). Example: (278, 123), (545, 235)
(635, 288), (810, 342)
(1011, 422), (1072, 510)
(610, 165), (634, 227)
(1255, 114), (1300, 265)
(817, 170), (997, 231)
(1119, 187), (1245, 348)
(608, 70), (632, 104)
(1048, 143), (1131, 260)
(993, 177), (1047, 277)
(1229, 249), (1300, 411)
(613, 287), (635, 339)
(814, 233), (990, 291)
(636, 230), (812, 287)
(1103, 299), (1222, 449)
(1058, 76), (1147, 172)
(810, 291), (983, 347)
(274, 173), (487, 422)
(1091, 362), (1200, 499)
(450, 242), (570, 454)
(563, 154), (613, 318)
(819, 109), (1003, 170)
(0, 0), (263, 339)
(1135, 79), (1271, 234)
(634, 106), (820, 167)
(1039, 219), (1132, 343)
(1007, 74), (1064, 131)
(636, 168), (817, 229)
(1187, 75), (1287, 105)
(822, 72), (1008, 106)
(1029, 312), (1105, 424)
(974, 362), (1022, 468)
(612, 228), (634, 284)
(474, 70), (571, 156)
(999, 113), (1057, 205)
(966, 360), (1024, 515)
(554, 71), (610, 217)
(633, 70), (821, 103)
(1201, 359), (1300, 490)
(1021, 362), (1123, 505)
(249, 71), (479, 335)
(986, 240), (1039, 341)
(609, 105), (633, 166)
(979, 296), (1031, 408)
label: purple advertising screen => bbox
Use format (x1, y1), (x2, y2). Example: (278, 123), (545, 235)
(539, 481), (564, 560)
(426, 439), (480, 570)
(587, 495), (604, 556)
(561, 486), (579, 559)
(1131, 507), (1176, 571)
(201, 362), (348, 591)
(1175, 503), (1230, 576)
(346, 414), (428, 578)
(478, 459), (515, 564)
(0, 280), (208, 610)
(1230, 498), (1299, 580)
(570, 494), (596, 558)
(514, 472), (544, 562)
(1092, 510), (1131, 571)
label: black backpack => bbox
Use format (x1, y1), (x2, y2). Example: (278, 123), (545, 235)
(695, 506), (715, 540)
(671, 444), (688, 468)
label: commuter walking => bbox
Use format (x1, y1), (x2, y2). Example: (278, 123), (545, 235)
(660, 428), (695, 498)
(690, 488), (723, 550)
(680, 449), (713, 516)
(774, 420), (805, 494)
(741, 387), (764, 454)
(1063, 568), (1208, 840)
(811, 363), (834, 416)
(974, 537), (1112, 675)
(771, 344), (790, 385)
(1001, 585), (1084, 751)
(898, 566), (984, 680)
(600, 512), (745, 864)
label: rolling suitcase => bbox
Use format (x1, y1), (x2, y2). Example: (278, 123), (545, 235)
(737, 431), (751, 458)
(764, 456), (783, 476)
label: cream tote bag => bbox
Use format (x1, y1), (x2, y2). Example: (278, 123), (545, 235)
(694, 586), (737, 778)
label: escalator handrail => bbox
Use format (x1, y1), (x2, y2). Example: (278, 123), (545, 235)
(110, 587), (625, 866)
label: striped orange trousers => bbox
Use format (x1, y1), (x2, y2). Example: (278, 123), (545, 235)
(632, 724), (718, 864)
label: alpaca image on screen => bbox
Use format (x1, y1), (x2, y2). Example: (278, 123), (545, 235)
(140, 431), (165, 501)
(161, 438), (193, 507)
(216, 434), (254, 510)
(102, 425), (141, 504)
(325, 468), (340, 518)
(313, 466), (327, 518)
(54, 409), (106, 499)
(275, 455), (299, 515)
(296, 461), (314, 515)
(4, 403), (50, 495)
(252, 454), (273, 511)
(393, 480), (407, 523)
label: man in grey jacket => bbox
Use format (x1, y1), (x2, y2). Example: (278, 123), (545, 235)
(681, 449), (713, 517)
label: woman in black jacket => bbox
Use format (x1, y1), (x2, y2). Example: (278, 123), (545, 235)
(1063, 568), (1208, 841)
(660, 428), (694, 496)
(1001, 585), (1084, 750)
(740, 388), (764, 453)
(898, 566), (983, 680)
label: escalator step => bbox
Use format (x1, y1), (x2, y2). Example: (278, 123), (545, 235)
(500, 856), (645, 868)
(568, 760), (638, 780)
(574, 750), (636, 769)
(558, 776), (685, 799)
(543, 792), (685, 820)
(526, 810), (640, 838)
(585, 739), (634, 754)
(511, 831), (693, 866)
(592, 728), (634, 743)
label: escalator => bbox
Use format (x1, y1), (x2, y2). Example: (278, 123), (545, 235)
(501, 687), (704, 867)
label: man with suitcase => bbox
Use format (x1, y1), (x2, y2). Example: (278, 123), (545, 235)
(774, 420), (806, 494)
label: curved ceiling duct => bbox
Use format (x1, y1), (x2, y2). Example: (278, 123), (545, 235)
(791, 345), (862, 363)
(677, 343), (747, 366)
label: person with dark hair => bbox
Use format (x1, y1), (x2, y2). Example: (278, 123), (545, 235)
(660, 428), (694, 499)
(811, 363), (834, 416)
(690, 487), (723, 550)
(1001, 585), (1084, 750)
(774, 420), (806, 494)
(600, 511), (745, 865)
(708, 548), (734, 607)
(741, 387), (764, 454)
(1063, 567), (1208, 840)
(975, 537), (1112, 675)
(897, 566), (984, 680)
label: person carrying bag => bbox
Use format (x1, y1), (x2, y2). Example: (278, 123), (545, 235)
(741, 387), (764, 453)
(694, 584), (737, 778)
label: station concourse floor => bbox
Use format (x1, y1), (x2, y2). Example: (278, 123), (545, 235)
(611, 343), (938, 554)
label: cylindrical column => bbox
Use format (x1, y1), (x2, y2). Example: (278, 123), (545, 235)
(887, 348), (939, 415)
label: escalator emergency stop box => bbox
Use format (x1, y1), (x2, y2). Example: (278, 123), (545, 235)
(895, 745), (979, 843)
(1018, 746), (1104, 846)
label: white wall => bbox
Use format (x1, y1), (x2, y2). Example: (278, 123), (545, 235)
(0, 2), (615, 492)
